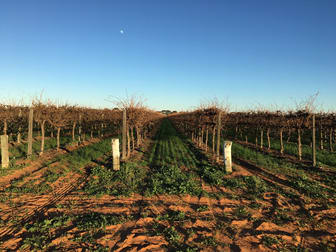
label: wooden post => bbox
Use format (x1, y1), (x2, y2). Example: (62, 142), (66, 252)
(260, 129), (264, 149)
(320, 126), (323, 150)
(224, 141), (232, 173)
(122, 109), (127, 160)
(131, 126), (135, 151)
(127, 126), (131, 157)
(78, 115), (82, 143)
(101, 114), (104, 137)
(216, 111), (222, 162)
(112, 138), (120, 170)
(27, 108), (33, 158)
(280, 128), (284, 154)
(1, 135), (9, 168)
(255, 130), (258, 147)
(205, 127), (208, 152)
(267, 128), (271, 150)
(72, 122), (76, 141)
(297, 128), (302, 161)
(3, 120), (7, 135)
(197, 128), (201, 147)
(40, 120), (45, 155)
(136, 126), (141, 147)
(17, 131), (21, 144)
(312, 114), (316, 167)
(212, 127), (216, 154)
(17, 109), (22, 144)
(56, 127), (61, 151)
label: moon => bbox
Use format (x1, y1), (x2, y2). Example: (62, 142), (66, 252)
(120, 30), (124, 34)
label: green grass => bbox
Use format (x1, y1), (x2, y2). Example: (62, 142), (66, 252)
(147, 165), (202, 195)
(0, 136), (76, 178)
(56, 137), (113, 172)
(225, 127), (336, 168)
(180, 126), (336, 202)
(9, 136), (73, 160)
(146, 119), (204, 196)
(81, 119), (210, 197)
(149, 119), (199, 168)
(82, 161), (147, 197)
(5, 137), (116, 195)
(232, 143), (336, 200)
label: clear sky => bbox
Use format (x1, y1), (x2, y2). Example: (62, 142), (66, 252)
(1, 0), (335, 111)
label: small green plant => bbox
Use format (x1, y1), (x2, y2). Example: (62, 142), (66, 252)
(196, 205), (209, 212)
(157, 210), (187, 222)
(250, 201), (262, 209)
(200, 235), (218, 247)
(261, 235), (281, 248)
(74, 212), (130, 230)
(233, 206), (251, 220)
(273, 209), (294, 225)
(147, 165), (203, 196)
(163, 226), (181, 246)
(22, 214), (71, 250)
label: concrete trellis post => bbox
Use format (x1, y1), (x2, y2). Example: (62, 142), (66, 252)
(112, 138), (120, 170)
(224, 141), (232, 173)
(1, 135), (9, 168)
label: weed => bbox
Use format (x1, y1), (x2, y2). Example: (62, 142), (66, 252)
(233, 206), (251, 220)
(74, 212), (130, 230)
(147, 165), (203, 196)
(157, 210), (187, 222)
(273, 209), (294, 225)
(22, 214), (71, 250)
(261, 235), (281, 248)
(199, 235), (218, 247)
(196, 205), (209, 212)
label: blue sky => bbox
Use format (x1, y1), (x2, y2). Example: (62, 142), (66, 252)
(1, 0), (335, 111)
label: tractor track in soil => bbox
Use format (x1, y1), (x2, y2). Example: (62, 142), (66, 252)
(0, 172), (89, 245)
